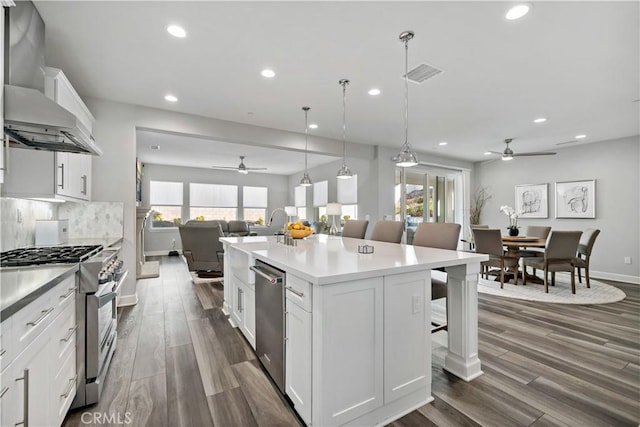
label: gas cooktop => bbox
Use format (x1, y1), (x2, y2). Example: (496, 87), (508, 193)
(0, 245), (103, 267)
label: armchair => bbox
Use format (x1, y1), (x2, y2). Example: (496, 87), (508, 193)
(178, 220), (226, 277)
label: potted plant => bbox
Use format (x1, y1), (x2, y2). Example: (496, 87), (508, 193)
(499, 205), (521, 236)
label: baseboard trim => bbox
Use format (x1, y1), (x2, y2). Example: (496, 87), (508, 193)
(117, 293), (138, 307)
(145, 250), (182, 257)
(590, 270), (640, 285)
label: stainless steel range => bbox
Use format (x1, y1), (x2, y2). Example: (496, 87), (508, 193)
(0, 244), (126, 408)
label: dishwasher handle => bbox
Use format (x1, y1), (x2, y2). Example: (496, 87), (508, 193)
(250, 265), (283, 284)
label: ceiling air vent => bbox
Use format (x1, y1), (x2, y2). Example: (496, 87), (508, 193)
(403, 63), (443, 84)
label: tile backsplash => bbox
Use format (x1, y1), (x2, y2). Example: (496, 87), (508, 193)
(59, 201), (124, 239)
(1, 198), (57, 251)
(1, 199), (124, 252)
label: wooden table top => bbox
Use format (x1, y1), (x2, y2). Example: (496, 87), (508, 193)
(501, 236), (546, 248)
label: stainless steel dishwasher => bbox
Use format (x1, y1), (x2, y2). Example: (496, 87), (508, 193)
(250, 260), (286, 393)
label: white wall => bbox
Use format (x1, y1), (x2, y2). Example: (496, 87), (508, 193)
(141, 162), (289, 253)
(474, 135), (640, 283)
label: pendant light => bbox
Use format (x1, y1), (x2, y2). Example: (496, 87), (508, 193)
(299, 106), (313, 187)
(392, 30), (419, 168)
(337, 79), (353, 179)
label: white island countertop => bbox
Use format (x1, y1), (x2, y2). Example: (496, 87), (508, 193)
(221, 234), (487, 285)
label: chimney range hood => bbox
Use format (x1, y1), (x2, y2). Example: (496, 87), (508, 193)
(3, 1), (102, 155)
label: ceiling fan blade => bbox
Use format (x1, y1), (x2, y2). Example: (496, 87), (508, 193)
(211, 166), (239, 170)
(246, 167), (268, 171)
(556, 140), (577, 146)
(513, 151), (557, 157)
(488, 151), (503, 155)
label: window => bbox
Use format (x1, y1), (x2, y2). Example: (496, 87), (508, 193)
(313, 180), (328, 207)
(150, 180), (183, 228)
(243, 186), (268, 224)
(190, 183), (238, 220)
(338, 175), (358, 219)
(294, 185), (307, 220)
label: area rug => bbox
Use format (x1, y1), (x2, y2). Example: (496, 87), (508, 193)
(477, 273), (626, 304)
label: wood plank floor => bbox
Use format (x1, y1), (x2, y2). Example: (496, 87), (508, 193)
(64, 256), (640, 426)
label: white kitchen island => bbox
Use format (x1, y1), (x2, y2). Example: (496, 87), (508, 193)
(220, 234), (488, 427)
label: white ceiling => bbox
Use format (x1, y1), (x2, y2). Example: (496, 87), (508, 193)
(34, 1), (639, 169)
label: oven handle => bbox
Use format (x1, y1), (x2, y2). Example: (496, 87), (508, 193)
(97, 291), (117, 308)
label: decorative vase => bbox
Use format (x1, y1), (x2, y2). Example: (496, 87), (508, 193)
(508, 227), (519, 236)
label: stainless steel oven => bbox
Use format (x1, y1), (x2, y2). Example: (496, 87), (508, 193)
(72, 247), (125, 409)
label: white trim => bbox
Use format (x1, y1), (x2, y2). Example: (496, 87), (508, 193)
(145, 250), (181, 257)
(590, 270), (640, 285)
(117, 293), (138, 307)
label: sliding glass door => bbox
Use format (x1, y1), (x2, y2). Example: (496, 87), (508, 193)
(396, 166), (464, 243)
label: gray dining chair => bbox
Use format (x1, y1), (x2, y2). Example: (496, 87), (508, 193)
(574, 228), (601, 288)
(523, 230), (582, 293)
(412, 222), (462, 333)
(370, 220), (404, 244)
(472, 228), (520, 288)
(341, 219), (369, 239)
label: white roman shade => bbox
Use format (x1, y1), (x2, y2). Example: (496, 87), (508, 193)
(150, 181), (182, 205)
(294, 185), (306, 207)
(313, 180), (328, 207)
(337, 174), (357, 204)
(243, 186), (268, 207)
(190, 183), (237, 207)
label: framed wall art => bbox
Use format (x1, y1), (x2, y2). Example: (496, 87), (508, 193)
(515, 183), (548, 218)
(555, 180), (596, 218)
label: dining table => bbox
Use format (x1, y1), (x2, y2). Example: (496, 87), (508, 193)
(500, 235), (547, 284)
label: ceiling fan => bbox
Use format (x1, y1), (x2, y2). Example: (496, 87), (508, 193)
(489, 138), (556, 161)
(211, 156), (267, 174)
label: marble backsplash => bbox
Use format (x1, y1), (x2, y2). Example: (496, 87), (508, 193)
(1, 198), (57, 251)
(59, 202), (124, 239)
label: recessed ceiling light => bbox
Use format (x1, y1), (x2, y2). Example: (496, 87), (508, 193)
(575, 134), (587, 139)
(534, 117), (547, 123)
(164, 94), (178, 102)
(150, 145), (160, 150)
(261, 69), (276, 78)
(505, 3), (531, 20)
(368, 88), (381, 96)
(308, 124), (318, 129)
(438, 141), (448, 146)
(484, 151), (492, 155)
(167, 25), (186, 38)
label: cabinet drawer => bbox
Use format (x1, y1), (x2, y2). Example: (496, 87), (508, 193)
(0, 317), (12, 372)
(286, 274), (312, 312)
(52, 302), (76, 371)
(53, 350), (77, 427)
(11, 274), (76, 358)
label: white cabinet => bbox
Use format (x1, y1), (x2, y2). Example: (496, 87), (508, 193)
(285, 281), (312, 425)
(1, 274), (77, 427)
(56, 151), (91, 200)
(240, 284), (256, 347)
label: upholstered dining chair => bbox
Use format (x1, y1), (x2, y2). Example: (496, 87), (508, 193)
(523, 230), (582, 293)
(574, 228), (601, 288)
(341, 219), (369, 239)
(463, 224), (489, 251)
(472, 228), (520, 288)
(519, 225), (552, 257)
(370, 220), (404, 244)
(412, 222), (462, 333)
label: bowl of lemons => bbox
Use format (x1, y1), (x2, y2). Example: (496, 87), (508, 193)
(288, 221), (313, 239)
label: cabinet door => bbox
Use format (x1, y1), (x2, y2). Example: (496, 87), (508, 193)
(13, 331), (52, 427)
(241, 284), (256, 349)
(230, 278), (244, 328)
(314, 277), (384, 426)
(383, 271), (430, 403)
(55, 152), (73, 198)
(1, 365), (17, 427)
(285, 300), (312, 425)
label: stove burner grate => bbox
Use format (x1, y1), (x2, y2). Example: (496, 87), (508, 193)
(0, 245), (103, 267)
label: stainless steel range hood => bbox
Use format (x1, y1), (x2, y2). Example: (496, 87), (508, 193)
(3, 1), (102, 155)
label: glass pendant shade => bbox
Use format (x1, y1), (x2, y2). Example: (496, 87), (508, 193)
(393, 30), (419, 168)
(300, 106), (313, 186)
(337, 79), (353, 179)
